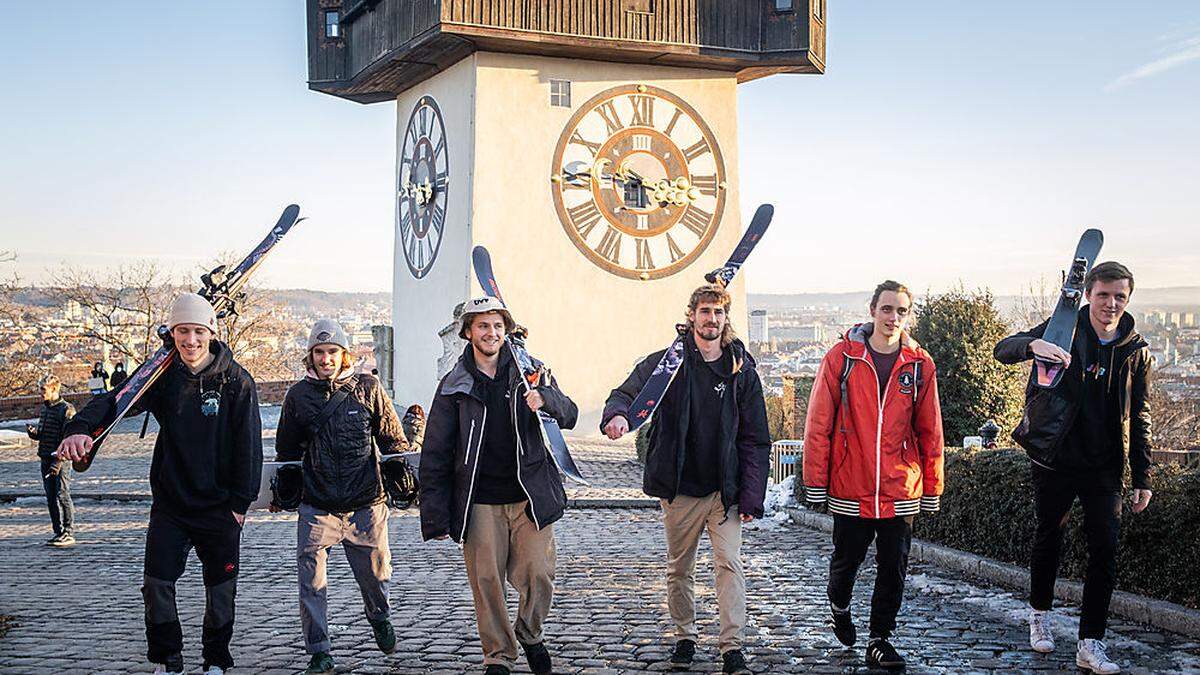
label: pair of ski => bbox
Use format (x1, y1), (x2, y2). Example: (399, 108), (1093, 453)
(58, 205), (304, 475)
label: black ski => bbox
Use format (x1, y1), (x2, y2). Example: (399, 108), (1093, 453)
(471, 246), (588, 485)
(626, 204), (773, 432)
(66, 204), (303, 473)
(1034, 228), (1104, 389)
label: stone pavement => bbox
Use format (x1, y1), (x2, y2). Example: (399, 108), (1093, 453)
(3, 424), (1200, 673)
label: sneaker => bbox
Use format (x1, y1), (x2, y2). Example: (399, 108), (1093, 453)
(152, 657), (185, 675)
(1028, 609), (1055, 653)
(49, 532), (75, 547)
(304, 651), (335, 675)
(1076, 639), (1120, 674)
(369, 616), (396, 654)
(45, 533), (63, 546)
(722, 648), (753, 674)
(201, 667), (225, 675)
(669, 639), (696, 670)
(865, 638), (905, 670)
(830, 602), (856, 646)
(521, 641), (552, 675)
(482, 666), (511, 675)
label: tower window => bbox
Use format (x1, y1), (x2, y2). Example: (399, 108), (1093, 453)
(324, 11), (341, 39)
(550, 79), (571, 108)
(774, 0), (794, 11)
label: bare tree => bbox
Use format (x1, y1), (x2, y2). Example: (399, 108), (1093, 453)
(0, 259), (44, 397)
(1151, 386), (1200, 452)
(1011, 274), (1056, 329)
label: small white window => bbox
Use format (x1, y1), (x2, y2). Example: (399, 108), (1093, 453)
(325, 11), (341, 39)
(775, 0), (794, 12)
(550, 79), (571, 108)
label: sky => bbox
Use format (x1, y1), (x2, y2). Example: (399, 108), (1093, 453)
(1, 2), (1197, 295)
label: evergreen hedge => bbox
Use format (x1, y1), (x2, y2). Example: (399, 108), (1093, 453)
(914, 447), (1200, 610)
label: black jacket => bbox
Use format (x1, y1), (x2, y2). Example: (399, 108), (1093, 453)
(29, 399), (76, 459)
(65, 341), (264, 513)
(994, 308), (1153, 488)
(419, 345), (579, 543)
(275, 370), (408, 513)
(601, 333), (772, 517)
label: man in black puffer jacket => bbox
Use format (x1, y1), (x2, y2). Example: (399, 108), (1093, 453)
(420, 296), (578, 675)
(27, 374), (76, 546)
(274, 319), (409, 675)
(994, 261), (1152, 675)
(60, 293), (262, 675)
(601, 283), (770, 675)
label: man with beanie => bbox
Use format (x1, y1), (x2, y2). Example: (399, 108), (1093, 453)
(420, 297), (578, 675)
(995, 261), (1153, 675)
(27, 374), (76, 546)
(802, 280), (944, 671)
(58, 293), (263, 675)
(601, 284), (771, 675)
(273, 319), (409, 675)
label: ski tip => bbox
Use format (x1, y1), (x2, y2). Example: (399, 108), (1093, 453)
(754, 203), (774, 219)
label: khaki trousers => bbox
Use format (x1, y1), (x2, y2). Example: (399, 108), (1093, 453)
(662, 492), (745, 653)
(462, 502), (556, 667)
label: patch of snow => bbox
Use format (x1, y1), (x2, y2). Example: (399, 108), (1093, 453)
(763, 475), (798, 516)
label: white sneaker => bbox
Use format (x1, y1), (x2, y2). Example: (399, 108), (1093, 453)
(151, 665), (184, 675)
(1076, 639), (1120, 674)
(1028, 609), (1055, 653)
(202, 667), (226, 675)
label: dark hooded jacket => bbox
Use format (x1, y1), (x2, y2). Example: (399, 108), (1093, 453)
(30, 399), (75, 459)
(601, 333), (772, 518)
(65, 341), (263, 513)
(275, 369), (408, 513)
(994, 307), (1152, 489)
(419, 345), (579, 543)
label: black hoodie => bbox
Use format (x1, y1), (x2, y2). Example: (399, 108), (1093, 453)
(66, 341), (263, 513)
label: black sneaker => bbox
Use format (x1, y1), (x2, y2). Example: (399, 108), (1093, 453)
(304, 651), (335, 675)
(670, 639), (696, 670)
(521, 641), (552, 675)
(865, 638), (905, 670)
(369, 616), (396, 654)
(830, 603), (856, 646)
(51, 532), (76, 547)
(153, 655), (185, 674)
(483, 665), (511, 675)
(722, 649), (752, 674)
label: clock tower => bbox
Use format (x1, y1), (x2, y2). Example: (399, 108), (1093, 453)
(304, 0), (825, 427)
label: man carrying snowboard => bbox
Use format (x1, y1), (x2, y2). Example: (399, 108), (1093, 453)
(601, 283), (771, 675)
(273, 319), (409, 674)
(420, 297), (579, 675)
(57, 293), (263, 675)
(802, 280), (944, 671)
(995, 261), (1153, 675)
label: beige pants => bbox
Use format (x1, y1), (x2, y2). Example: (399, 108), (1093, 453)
(662, 492), (745, 653)
(462, 502), (556, 667)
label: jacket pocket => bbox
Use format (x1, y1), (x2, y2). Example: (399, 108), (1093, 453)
(1012, 387), (1071, 463)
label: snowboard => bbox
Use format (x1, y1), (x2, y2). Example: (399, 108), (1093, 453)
(470, 246), (589, 485)
(249, 452), (419, 511)
(66, 205), (303, 474)
(1034, 228), (1104, 389)
(626, 204), (774, 432)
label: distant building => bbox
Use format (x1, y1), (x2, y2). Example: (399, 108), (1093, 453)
(797, 323), (826, 343)
(750, 310), (769, 344)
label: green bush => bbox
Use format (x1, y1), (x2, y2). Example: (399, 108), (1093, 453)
(914, 447), (1200, 610)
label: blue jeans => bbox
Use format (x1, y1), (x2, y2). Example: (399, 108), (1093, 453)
(40, 457), (74, 535)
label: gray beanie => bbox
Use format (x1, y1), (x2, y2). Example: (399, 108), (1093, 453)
(168, 293), (217, 332)
(307, 319), (350, 351)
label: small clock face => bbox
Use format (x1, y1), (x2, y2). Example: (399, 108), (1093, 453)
(551, 84), (727, 280)
(398, 96), (449, 279)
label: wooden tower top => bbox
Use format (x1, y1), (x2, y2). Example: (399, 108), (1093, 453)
(307, 0), (826, 103)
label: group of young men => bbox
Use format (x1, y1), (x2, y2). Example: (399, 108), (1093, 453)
(44, 258), (1152, 675)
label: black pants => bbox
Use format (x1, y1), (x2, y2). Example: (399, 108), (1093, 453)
(39, 457), (74, 535)
(143, 504), (242, 668)
(1029, 464), (1121, 640)
(827, 515), (914, 639)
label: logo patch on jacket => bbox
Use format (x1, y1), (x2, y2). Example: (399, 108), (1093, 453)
(898, 371), (914, 394)
(714, 382), (727, 398)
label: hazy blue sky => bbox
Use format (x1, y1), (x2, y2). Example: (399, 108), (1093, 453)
(1, 2), (1197, 295)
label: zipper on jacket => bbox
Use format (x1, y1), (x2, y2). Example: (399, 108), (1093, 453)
(464, 419), (476, 466)
(459, 408), (487, 541)
(511, 385), (541, 530)
(857, 351), (909, 518)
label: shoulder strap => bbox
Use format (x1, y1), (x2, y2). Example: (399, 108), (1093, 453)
(839, 357), (855, 405)
(306, 386), (352, 439)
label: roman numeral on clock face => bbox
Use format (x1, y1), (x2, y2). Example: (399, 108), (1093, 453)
(680, 206), (713, 238)
(636, 239), (655, 270)
(568, 200), (603, 238)
(596, 101), (624, 136)
(629, 95), (654, 127)
(596, 227), (622, 264)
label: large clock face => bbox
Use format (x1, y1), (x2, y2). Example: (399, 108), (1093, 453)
(551, 84), (727, 280)
(398, 96), (449, 279)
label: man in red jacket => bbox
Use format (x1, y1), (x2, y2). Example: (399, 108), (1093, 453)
(802, 280), (944, 671)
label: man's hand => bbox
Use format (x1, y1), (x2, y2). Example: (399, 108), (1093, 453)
(57, 434), (93, 462)
(1131, 489), (1152, 514)
(740, 513), (754, 523)
(25, 423), (37, 436)
(603, 416), (629, 440)
(524, 389), (544, 412)
(232, 511), (245, 526)
(1030, 339), (1071, 366)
